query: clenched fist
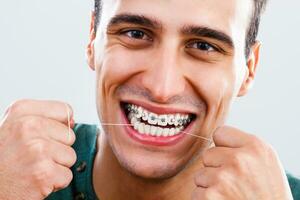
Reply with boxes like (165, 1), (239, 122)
(0, 99), (77, 200)
(192, 126), (294, 200)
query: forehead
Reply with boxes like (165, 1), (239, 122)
(102, 0), (253, 39)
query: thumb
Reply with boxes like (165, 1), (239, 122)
(213, 126), (251, 148)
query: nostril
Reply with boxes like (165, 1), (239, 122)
(141, 70), (186, 103)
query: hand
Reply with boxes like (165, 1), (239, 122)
(192, 126), (294, 200)
(0, 99), (77, 200)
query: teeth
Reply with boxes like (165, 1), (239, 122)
(130, 116), (136, 125)
(136, 107), (143, 118)
(148, 113), (158, 125)
(169, 128), (175, 136)
(127, 103), (193, 137)
(167, 114), (175, 125)
(158, 115), (168, 126)
(179, 116), (185, 126)
(144, 124), (150, 135)
(174, 114), (181, 126)
(132, 120), (184, 137)
(142, 110), (149, 121)
(138, 123), (145, 134)
(163, 128), (169, 137)
(156, 127), (163, 136)
(134, 121), (139, 130)
(150, 126), (157, 136)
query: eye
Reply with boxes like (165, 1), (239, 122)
(121, 29), (150, 40)
(186, 41), (216, 52)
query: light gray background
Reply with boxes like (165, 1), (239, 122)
(0, 1), (299, 175)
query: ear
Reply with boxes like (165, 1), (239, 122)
(237, 41), (261, 97)
(86, 11), (97, 71)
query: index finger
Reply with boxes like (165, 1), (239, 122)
(5, 99), (74, 127)
(213, 126), (252, 148)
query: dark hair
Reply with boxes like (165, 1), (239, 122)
(93, 0), (267, 58)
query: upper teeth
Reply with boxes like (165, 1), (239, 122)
(126, 104), (192, 127)
(129, 113), (184, 137)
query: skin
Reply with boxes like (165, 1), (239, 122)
(0, 0), (293, 199)
(0, 100), (76, 199)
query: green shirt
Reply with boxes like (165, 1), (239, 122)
(46, 124), (300, 200)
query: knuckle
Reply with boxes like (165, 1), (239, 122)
(10, 117), (41, 141)
(249, 135), (267, 153)
(7, 99), (30, 116)
(229, 152), (247, 172)
(193, 172), (202, 186)
(31, 162), (54, 192)
(28, 139), (48, 155)
(202, 148), (215, 166)
(230, 152), (243, 166)
(214, 170), (226, 183)
(264, 142), (276, 155)
(260, 141), (277, 160)
(18, 116), (42, 134)
(202, 152), (210, 166)
(249, 135), (277, 161)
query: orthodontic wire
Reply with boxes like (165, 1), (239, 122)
(99, 122), (213, 143)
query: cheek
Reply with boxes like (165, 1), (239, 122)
(96, 44), (151, 90)
(185, 61), (237, 124)
(190, 64), (235, 103)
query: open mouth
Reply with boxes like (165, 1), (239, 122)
(121, 102), (196, 138)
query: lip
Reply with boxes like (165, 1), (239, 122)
(121, 99), (196, 115)
(120, 105), (195, 146)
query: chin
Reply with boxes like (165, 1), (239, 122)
(112, 148), (187, 180)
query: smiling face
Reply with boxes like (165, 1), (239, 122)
(87, 0), (260, 179)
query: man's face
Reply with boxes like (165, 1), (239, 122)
(90, 0), (253, 179)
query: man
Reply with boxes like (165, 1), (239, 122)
(0, 0), (299, 199)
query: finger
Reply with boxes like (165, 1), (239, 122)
(51, 164), (73, 191)
(213, 126), (252, 148)
(202, 147), (232, 167)
(15, 116), (76, 146)
(6, 99), (74, 127)
(194, 167), (218, 188)
(49, 140), (77, 167)
(42, 118), (76, 146)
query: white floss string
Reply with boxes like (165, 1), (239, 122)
(100, 122), (212, 143)
(65, 104), (71, 142)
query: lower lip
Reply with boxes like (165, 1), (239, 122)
(121, 109), (193, 146)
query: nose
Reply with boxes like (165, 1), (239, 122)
(141, 41), (185, 103)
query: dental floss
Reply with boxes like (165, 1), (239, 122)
(99, 122), (212, 143)
(65, 104), (71, 142)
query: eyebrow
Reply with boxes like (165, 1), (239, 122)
(107, 13), (162, 30)
(107, 13), (234, 49)
(181, 26), (234, 48)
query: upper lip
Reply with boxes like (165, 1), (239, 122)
(121, 99), (197, 116)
